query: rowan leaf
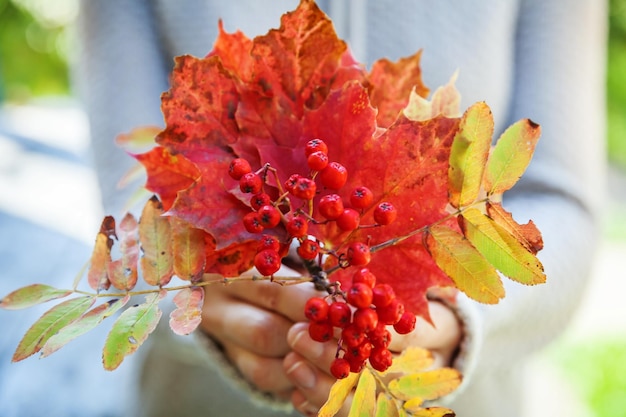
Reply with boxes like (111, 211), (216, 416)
(108, 213), (140, 291)
(483, 118), (541, 196)
(349, 368), (377, 417)
(102, 291), (165, 371)
(460, 208), (546, 285)
(139, 196), (174, 286)
(388, 368), (462, 402)
(448, 102), (493, 208)
(169, 287), (204, 335)
(87, 216), (116, 291)
(0, 284), (72, 310)
(405, 406), (456, 417)
(41, 296), (130, 357)
(170, 218), (206, 281)
(116, 125), (162, 153)
(375, 393), (400, 417)
(426, 224), (504, 304)
(12, 296), (95, 362)
(318, 371), (360, 417)
(404, 71), (461, 122)
(487, 202), (543, 254)
(384, 346), (434, 375)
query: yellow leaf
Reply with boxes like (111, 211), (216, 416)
(139, 196), (174, 286)
(409, 406), (456, 417)
(460, 208), (546, 285)
(375, 393), (400, 417)
(426, 224), (504, 304)
(384, 346), (434, 375)
(349, 368), (377, 417)
(483, 119), (541, 196)
(448, 101), (493, 208)
(171, 217), (207, 281)
(318, 372), (360, 417)
(388, 368), (462, 402)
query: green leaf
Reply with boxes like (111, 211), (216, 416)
(349, 368), (377, 417)
(319, 372), (360, 417)
(0, 284), (72, 310)
(375, 393), (400, 417)
(388, 368), (462, 402)
(102, 291), (165, 370)
(171, 217), (206, 281)
(169, 287), (204, 335)
(482, 118), (541, 196)
(41, 296), (130, 358)
(139, 196), (174, 287)
(426, 224), (504, 304)
(448, 101), (493, 208)
(12, 296), (96, 362)
(460, 208), (546, 285)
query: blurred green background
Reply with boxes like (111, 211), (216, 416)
(0, 0), (625, 415)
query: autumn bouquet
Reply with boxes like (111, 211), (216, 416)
(1, 1), (546, 415)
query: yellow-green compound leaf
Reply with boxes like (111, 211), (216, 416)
(171, 217), (206, 281)
(375, 393), (400, 417)
(384, 346), (434, 375)
(169, 287), (204, 335)
(108, 213), (140, 291)
(102, 291), (165, 370)
(0, 284), (72, 310)
(482, 118), (540, 196)
(12, 296), (95, 362)
(388, 368), (462, 402)
(426, 224), (504, 304)
(487, 202), (543, 255)
(349, 368), (377, 417)
(319, 371), (360, 417)
(139, 196), (174, 287)
(460, 208), (546, 285)
(448, 101), (493, 208)
(41, 296), (130, 358)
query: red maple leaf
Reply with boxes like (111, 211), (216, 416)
(135, 0), (459, 317)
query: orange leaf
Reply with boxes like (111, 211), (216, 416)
(87, 216), (116, 291)
(108, 213), (139, 291)
(487, 202), (543, 254)
(426, 224), (504, 304)
(170, 218), (206, 281)
(139, 197), (174, 286)
(169, 287), (204, 335)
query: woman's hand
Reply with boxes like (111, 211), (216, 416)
(284, 300), (462, 416)
(199, 268), (324, 401)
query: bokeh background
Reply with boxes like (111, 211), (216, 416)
(0, 0), (624, 416)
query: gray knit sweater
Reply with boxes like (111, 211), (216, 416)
(76, 1), (607, 416)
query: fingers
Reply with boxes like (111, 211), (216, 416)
(201, 287), (293, 357)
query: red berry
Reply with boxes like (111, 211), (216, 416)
(305, 138), (328, 156)
(344, 341), (372, 362)
(318, 194), (344, 220)
(369, 347), (393, 372)
(286, 215), (308, 238)
(239, 172), (263, 194)
(304, 297), (330, 322)
(284, 174), (302, 193)
(297, 239), (319, 260)
(330, 358), (351, 379)
(353, 308), (378, 332)
(346, 282), (373, 309)
(393, 311), (417, 335)
(229, 158), (252, 180)
(372, 284), (395, 308)
(257, 205), (281, 228)
(308, 321), (334, 342)
(350, 186), (374, 209)
(307, 151), (329, 171)
(257, 234), (281, 252)
(291, 177), (317, 200)
(336, 208), (360, 231)
(377, 298), (405, 325)
(352, 268), (376, 288)
(250, 193), (271, 211)
(243, 212), (264, 234)
(328, 302), (352, 328)
(373, 202), (397, 225)
(254, 249), (281, 276)
(346, 242), (371, 266)
(341, 324), (365, 347)
(348, 357), (366, 373)
(319, 162), (348, 190)
(368, 323), (392, 348)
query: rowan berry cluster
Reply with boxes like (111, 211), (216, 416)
(227, 138), (397, 276)
(304, 267), (417, 377)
